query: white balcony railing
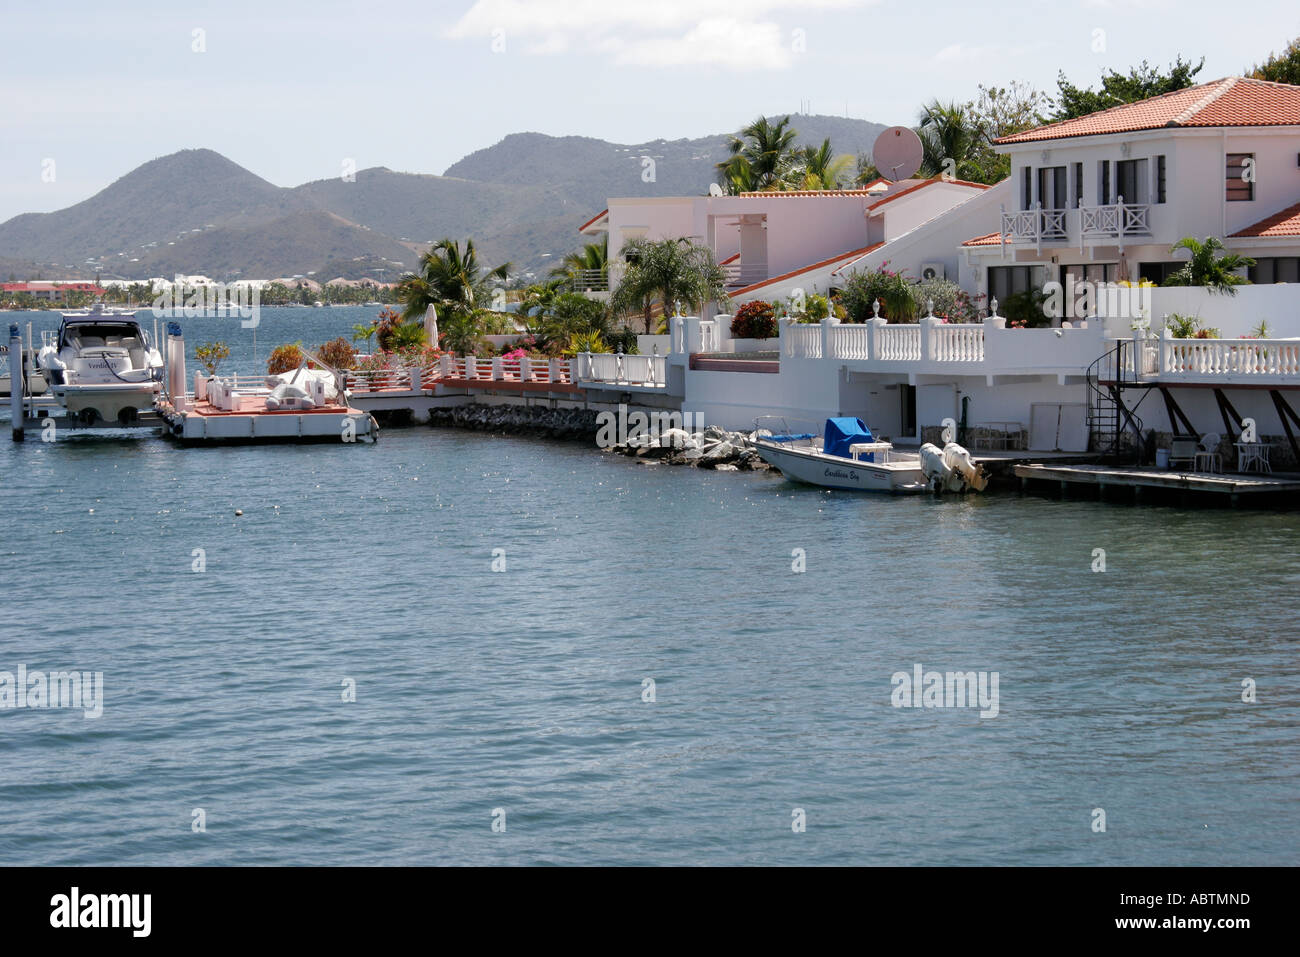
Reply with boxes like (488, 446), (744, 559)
(1079, 197), (1151, 250)
(932, 324), (984, 362)
(1000, 204), (1068, 250)
(568, 269), (608, 292)
(722, 263), (768, 288)
(1156, 338), (1300, 381)
(875, 324), (921, 361)
(576, 352), (665, 387)
(784, 325), (822, 358)
(1001, 199), (1152, 253)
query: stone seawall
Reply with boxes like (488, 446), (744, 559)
(427, 404), (600, 440)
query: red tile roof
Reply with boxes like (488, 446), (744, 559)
(737, 187), (882, 197)
(738, 177), (990, 204)
(995, 77), (1300, 144)
(961, 231), (1004, 247)
(577, 208), (608, 233)
(731, 243), (885, 296)
(1231, 201), (1300, 238)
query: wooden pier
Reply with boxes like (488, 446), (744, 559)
(1014, 462), (1300, 505)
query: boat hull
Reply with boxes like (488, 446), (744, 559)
(753, 440), (928, 493)
(52, 381), (160, 423)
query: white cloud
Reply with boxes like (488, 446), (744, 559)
(448, 0), (878, 70)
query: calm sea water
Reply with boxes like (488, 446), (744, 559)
(0, 307), (1297, 865)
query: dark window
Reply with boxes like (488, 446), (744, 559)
(1116, 158), (1148, 204)
(1156, 155), (1167, 204)
(1099, 161), (1111, 205)
(1226, 153), (1254, 201)
(1037, 166), (1068, 210)
(1073, 162), (1084, 207)
(1022, 167), (1033, 209)
(1248, 257), (1300, 283)
(1065, 263), (1119, 285)
(988, 265), (1045, 302)
(1138, 261), (1180, 284)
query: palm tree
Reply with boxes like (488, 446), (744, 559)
(792, 139), (855, 190)
(1163, 237), (1255, 295)
(396, 238), (510, 324)
(551, 236), (608, 290)
(609, 238), (730, 334)
(916, 100), (982, 181)
(716, 115), (799, 194)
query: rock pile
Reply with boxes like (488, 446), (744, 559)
(608, 425), (772, 470)
(427, 404), (772, 470)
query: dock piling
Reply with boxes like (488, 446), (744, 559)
(9, 324), (23, 442)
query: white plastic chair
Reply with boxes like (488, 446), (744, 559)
(1194, 433), (1221, 473)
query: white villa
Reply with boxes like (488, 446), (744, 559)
(579, 176), (992, 302)
(572, 77), (1300, 466)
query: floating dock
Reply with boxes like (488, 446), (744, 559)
(156, 395), (376, 443)
(1014, 462), (1300, 504)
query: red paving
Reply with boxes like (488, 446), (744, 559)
(189, 396), (354, 417)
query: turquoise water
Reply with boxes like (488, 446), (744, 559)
(0, 308), (1297, 865)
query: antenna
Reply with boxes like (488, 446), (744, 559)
(871, 126), (924, 182)
(708, 182), (724, 197)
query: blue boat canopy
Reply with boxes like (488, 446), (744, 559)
(823, 417), (873, 458)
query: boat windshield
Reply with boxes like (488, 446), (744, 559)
(62, 323), (147, 352)
(754, 415), (822, 448)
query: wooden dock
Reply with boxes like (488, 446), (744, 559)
(1014, 462), (1300, 504)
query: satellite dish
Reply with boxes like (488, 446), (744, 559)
(708, 182), (724, 197)
(871, 126), (924, 182)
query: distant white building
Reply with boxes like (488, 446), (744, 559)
(579, 177), (993, 306)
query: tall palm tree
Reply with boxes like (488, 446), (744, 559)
(1163, 237), (1255, 295)
(916, 100), (981, 181)
(397, 238), (510, 323)
(716, 115), (799, 194)
(609, 238), (729, 334)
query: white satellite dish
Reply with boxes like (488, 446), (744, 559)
(871, 126), (925, 182)
(708, 182), (724, 197)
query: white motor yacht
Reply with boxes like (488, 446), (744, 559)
(37, 305), (164, 425)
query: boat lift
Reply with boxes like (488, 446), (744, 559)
(8, 322), (163, 441)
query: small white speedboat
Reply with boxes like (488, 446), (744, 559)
(751, 416), (930, 494)
(0, 344), (48, 397)
(37, 305), (163, 425)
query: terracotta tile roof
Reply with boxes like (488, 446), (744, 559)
(577, 208), (608, 233)
(1231, 201), (1300, 238)
(737, 188), (882, 197)
(961, 231), (1004, 247)
(737, 177), (990, 204)
(731, 243), (885, 296)
(995, 77), (1300, 144)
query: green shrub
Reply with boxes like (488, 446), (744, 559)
(839, 266), (918, 323)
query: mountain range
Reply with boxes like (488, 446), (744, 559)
(0, 114), (887, 284)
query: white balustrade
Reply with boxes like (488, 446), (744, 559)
(931, 324), (985, 362)
(783, 325), (822, 358)
(876, 325), (921, 361)
(830, 323), (871, 360)
(1160, 338), (1300, 380)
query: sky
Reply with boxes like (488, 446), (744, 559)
(1, 0), (1297, 222)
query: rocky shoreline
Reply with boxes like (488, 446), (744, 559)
(426, 404), (771, 470)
